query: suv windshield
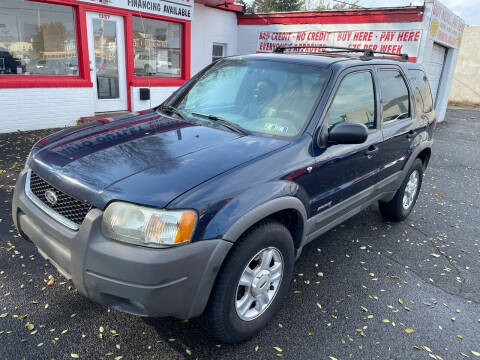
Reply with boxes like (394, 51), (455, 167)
(175, 59), (330, 137)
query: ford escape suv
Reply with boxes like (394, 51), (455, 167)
(13, 47), (436, 343)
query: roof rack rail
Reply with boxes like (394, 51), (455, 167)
(273, 46), (409, 61)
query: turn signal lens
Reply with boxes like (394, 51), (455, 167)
(174, 212), (197, 244)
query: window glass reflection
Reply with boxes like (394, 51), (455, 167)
(328, 72), (376, 129)
(93, 19), (119, 99)
(378, 70), (410, 123)
(0, 0), (78, 76)
(133, 17), (181, 78)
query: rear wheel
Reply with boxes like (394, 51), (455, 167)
(379, 158), (423, 221)
(201, 220), (294, 343)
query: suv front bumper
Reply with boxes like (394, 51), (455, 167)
(12, 170), (232, 319)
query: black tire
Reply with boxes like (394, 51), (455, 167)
(379, 158), (424, 222)
(201, 220), (294, 343)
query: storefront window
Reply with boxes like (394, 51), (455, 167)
(133, 17), (181, 78)
(0, 0), (78, 76)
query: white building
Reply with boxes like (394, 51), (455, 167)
(0, 0), (464, 133)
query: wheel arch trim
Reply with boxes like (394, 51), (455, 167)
(222, 197), (308, 244)
(402, 140), (433, 182)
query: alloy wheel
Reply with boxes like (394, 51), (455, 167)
(403, 170), (420, 210)
(235, 247), (284, 321)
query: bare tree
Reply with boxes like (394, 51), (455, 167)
(304, 0), (361, 11)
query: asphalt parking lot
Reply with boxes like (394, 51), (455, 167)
(1, 107), (479, 360)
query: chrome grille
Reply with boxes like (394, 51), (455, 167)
(28, 171), (92, 227)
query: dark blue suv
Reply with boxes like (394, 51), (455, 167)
(13, 48), (436, 343)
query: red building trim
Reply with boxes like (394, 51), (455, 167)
(129, 13), (191, 89)
(0, 78), (93, 89)
(237, 7), (424, 25)
(77, 4), (92, 85)
(0, 1), (93, 89)
(0, 0), (192, 101)
(125, 13), (134, 111)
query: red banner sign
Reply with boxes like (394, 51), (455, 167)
(257, 29), (422, 58)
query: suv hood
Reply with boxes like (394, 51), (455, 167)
(29, 111), (288, 209)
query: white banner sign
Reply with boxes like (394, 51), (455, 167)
(77, 0), (194, 20)
(429, 0), (465, 49)
(257, 29), (423, 60)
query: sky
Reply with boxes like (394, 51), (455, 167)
(360, 0), (479, 25)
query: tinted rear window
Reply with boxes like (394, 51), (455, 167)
(409, 69), (434, 114)
(378, 70), (410, 123)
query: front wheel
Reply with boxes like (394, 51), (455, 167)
(379, 158), (424, 222)
(201, 220), (294, 343)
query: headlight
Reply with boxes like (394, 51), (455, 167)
(102, 202), (197, 248)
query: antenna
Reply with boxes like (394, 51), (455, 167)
(136, 10), (152, 110)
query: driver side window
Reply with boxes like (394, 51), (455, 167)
(328, 71), (376, 129)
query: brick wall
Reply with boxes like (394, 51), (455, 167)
(131, 86), (179, 112)
(0, 88), (95, 133)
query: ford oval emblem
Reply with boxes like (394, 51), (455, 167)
(45, 190), (58, 206)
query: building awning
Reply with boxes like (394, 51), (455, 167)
(238, 6), (425, 25)
(196, 0), (243, 12)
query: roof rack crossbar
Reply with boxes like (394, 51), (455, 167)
(273, 46), (409, 61)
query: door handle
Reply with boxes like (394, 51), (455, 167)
(364, 145), (379, 158)
(406, 130), (416, 139)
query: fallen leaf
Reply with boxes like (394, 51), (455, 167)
(405, 328), (416, 334)
(71, 355), (79, 359)
(421, 346), (432, 353)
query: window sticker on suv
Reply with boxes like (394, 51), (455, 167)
(264, 122), (288, 133)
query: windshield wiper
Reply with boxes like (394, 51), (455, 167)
(158, 105), (188, 122)
(191, 112), (249, 136)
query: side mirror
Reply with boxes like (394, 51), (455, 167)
(328, 122), (368, 145)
